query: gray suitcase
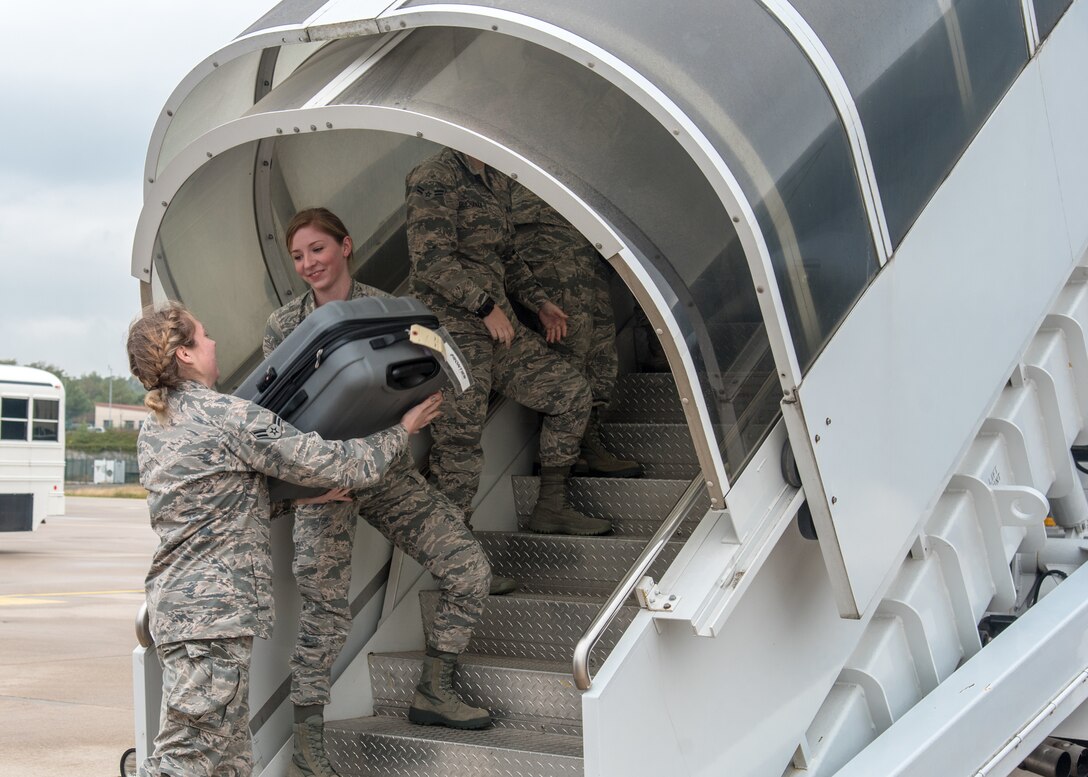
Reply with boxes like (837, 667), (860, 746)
(235, 296), (464, 500)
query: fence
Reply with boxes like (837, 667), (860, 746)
(65, 452), (140, 484)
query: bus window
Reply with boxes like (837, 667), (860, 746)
(1, 397), (29, 441)
(32, 399), (60, 442)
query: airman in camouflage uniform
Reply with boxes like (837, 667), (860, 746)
(510, 183), (642, 478)
(265, 280), (492, 705)
(405, 148), (611, 536)
(270, 207), (497, 774)
(137, 379), (407, 777)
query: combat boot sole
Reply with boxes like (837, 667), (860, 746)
(408, 705), (492, 730)
(528, 515), (612, 536)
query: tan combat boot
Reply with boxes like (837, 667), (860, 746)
(408, 650), (492, 729)
(287, 713), (341, 777)
(528, 466), (612, 535)
(580, 415), (642, 478)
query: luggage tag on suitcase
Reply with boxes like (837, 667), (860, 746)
(409, 324), (471, 394)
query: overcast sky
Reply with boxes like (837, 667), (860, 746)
(0, 0), (276, 378)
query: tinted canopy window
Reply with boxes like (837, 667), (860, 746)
(399, 0), (880, 371)
(790, 0), (1028, 245)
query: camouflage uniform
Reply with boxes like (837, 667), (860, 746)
(510, 183), (618, 417)
(137, 381), (406, 776)
(265, 281), (490, 707)
(406, 147), (592, 512)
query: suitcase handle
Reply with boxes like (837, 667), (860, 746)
(387, 358), (440, 389)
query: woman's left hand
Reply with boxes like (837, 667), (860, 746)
(538, 301), (569, 343)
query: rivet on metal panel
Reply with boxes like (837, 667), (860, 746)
(262, 160), (269, 167)
(286, 290), (293, 297)
(161, 201), (167, 207)
(757, 286), (765, 293)
(732, 216), (740, 223)
(166, 110), (174, 117)
(681, 397), (689, 405)
(293, 127), (300, 133)
(206, 152), (213, 158)
(663, 603), (672, 610)
(831, 496), (838, 504)
(587, 61), (596, 68)
(399, 21), (406, 27)
(706, 481), (714, 488)
(669, 594), (677, 601)
(326, 122), (333, 129)
(276, 128), (283, 134)
(673, 129), (680, 135)
(266, 234), (274, 240)
(212, 62), (219, 68)
(491, 25), (498, 30)
(147, 178), (154, 183)
(416, 131), (423, 138)
(654, 328), (663, 335)
(143, 268), (149, 274)
(595, 243), (603, 250)
(310, 125), (317, 131)
(814, 434), (821, 443)
(825, 418), (831, 425)
(711, 498), (720, 507)
(511, 173), (518, 179)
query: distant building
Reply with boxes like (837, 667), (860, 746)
(94, 402), (148, 430)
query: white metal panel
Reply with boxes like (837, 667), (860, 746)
(833, 563), (1088, 777)
(793, 62), (1073, 617)
(1038, 0), (1088, 261)
(585, 526), (868, 777)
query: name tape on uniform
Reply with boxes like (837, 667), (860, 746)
(410, 325), (471, 393)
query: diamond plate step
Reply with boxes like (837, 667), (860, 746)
(369, 651), (581, 735)
(420, 590), (638, 666)
(606, 372), (686, 422)
(326, 716), (583, 777)
(476, 531), (683, 597)
(511, 476), (706, 538)
(599, 422), (699, 468)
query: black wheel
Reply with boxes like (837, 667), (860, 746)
(797, 502), (818, 541)
(120, 747), (137, 777)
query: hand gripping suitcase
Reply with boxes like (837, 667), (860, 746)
(234, 296), (470, 500)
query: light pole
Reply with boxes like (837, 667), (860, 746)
(107, 365), (113, 430)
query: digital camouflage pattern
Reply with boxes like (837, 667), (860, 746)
(140, 637), (252, 777)
(263, 279), (389, 357)
(137, 381), (407, 645)
(405, 147), (550, 335)
(265, 284), (490, 705)
(510, 182), (619, 412)
(405, 147), (592, 512)
(427, 327), (591, 512)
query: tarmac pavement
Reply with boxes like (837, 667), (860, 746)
(0, 497), (156, 777)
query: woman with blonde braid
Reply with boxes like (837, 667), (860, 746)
(129, 302), (442, 777)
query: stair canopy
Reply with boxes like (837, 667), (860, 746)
(132, 0), (908, 507)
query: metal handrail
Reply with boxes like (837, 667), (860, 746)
(136, 601), (153, 648)
(572, 475), (708, 690)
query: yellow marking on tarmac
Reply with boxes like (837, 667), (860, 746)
(0, 589), (143, 606)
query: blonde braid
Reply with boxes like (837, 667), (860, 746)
(126, 302), (197, 421)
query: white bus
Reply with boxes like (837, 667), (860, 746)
(0, 365), (65, 531)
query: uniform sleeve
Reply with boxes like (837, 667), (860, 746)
(503, 251), (551, 312)
(263, 314), (285, 358)
(505, 183), (553, 312)
(405, 163), (491, 314)
(223, 398), (408, 490)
